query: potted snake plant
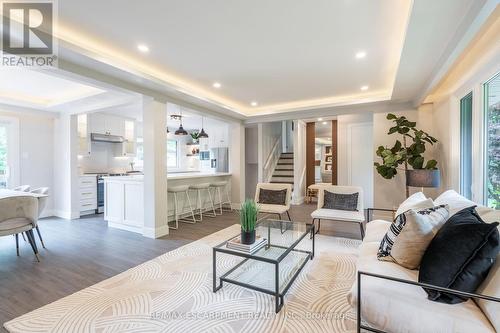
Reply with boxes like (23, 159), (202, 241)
(239, 200), (259, 245)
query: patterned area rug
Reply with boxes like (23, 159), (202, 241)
(4, 225), (360, 333)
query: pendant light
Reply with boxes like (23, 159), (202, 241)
(198, 116), (209, 138)
(174, 108), (188, 135)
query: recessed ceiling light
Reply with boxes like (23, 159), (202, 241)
(360, 85), (369, 91)
(318, 118), (323, 121)
(355, 51), (366, 59)
(251, 101), (258, 107)
(212, 82), (221, 88)
(322, 121), (327, 125)
(137, 44), (149, 53)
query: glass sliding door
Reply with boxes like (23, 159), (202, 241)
(484, 73), (500, 209)
(460, 92), (473, 199)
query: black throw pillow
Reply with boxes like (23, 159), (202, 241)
(258, 189), (287, 205)
(323, 191), (359, 211)
(418, 206), (499, 304)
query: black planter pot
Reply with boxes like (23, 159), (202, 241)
(241, 229), (256, 245)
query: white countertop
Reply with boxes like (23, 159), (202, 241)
(102, 172), (231, 182)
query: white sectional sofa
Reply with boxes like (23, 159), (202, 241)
(348, 191), (499, 333)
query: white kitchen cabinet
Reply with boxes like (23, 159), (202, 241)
(121, 120), (136, 157)
(104, 178), (143, 234)
(79, 175), (97, 216)
(77, 114), (91, 156)
(88, 113), (125, 137)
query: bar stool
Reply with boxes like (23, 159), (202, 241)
(168, 185), (197, 229)
(189, 183), (216, 221)
(210, 181), (232, 215)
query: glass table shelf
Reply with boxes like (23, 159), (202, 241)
(213, 219), (315, 312)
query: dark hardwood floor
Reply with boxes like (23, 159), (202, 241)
(0, 202), (360, 331)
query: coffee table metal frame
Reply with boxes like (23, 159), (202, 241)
(212, 220), (315, 313)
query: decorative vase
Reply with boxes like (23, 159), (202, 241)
(241, 229), (256, 245)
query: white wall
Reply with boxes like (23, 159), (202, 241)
(245, 126), (258, 199)
(337, 113), (374, 207)
(0, 109), (55, 217)
(424, 9), (500, 205)
(292, 120), (306, 204)
(53, 114), (79, 219)
(229, 122), (246, 206)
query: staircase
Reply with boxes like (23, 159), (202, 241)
(270, 152), (294, 186)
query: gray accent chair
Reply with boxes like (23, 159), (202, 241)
(0, 196), (40, 261)
(30, 187), (49, 248)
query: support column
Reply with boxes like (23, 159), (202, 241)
(142, 97), (168, 238)
(229, 122), (245, 207)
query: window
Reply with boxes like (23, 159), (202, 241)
(460, 92), (473, 199)
(167, 139), (178, 168)
(0, 124), (7, 188)
(484, 73), (500, 209)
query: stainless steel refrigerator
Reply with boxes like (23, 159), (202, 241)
(210, 148), (229, 172)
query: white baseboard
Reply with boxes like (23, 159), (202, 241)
(142, 224), (169, 239)
(53, 210), (80, 220)
(108, 221), (143, 234)
(39, 209), (54, 219)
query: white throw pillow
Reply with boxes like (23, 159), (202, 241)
(378, 204), (449, 269)
(434, 190), (475, 217)
(395, 192), (427, 216)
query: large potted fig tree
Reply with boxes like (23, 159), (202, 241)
(374, 113), (439, 198)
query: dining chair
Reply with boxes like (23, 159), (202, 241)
(0, 196), (40, 261)
(30, 187), (49, 248)
(12, 185), (31, 192)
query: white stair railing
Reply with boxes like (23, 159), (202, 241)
(263, 137), (282, 183)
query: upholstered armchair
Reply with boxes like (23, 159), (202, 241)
(0, 196), (40, 260)
(311, 185), (366, 239)
(255, 183), (293, 221)
(30, 187), (49, 248)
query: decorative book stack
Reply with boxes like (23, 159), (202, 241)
(227, 235), (267, 254)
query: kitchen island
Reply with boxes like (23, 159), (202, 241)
(102, 172), (232, 236)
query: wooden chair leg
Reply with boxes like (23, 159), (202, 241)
(35, 226), (46, 248)
(286, 210), (292, 221)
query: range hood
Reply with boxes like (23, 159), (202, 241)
(91, 133), (124, 143)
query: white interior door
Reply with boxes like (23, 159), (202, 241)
(347, 122), (374, 208)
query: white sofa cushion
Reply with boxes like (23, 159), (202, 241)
(395, 192), (427, 216)
(434, 190), (477, 217)
(364, 220), (391, 243)
(476, 253), (500, 332)
(311, 208), (365, 222)
(257, 203), (288, 215)
(348, 234), (496, 333)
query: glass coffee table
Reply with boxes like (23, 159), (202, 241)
(213, 219), (315, 312)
